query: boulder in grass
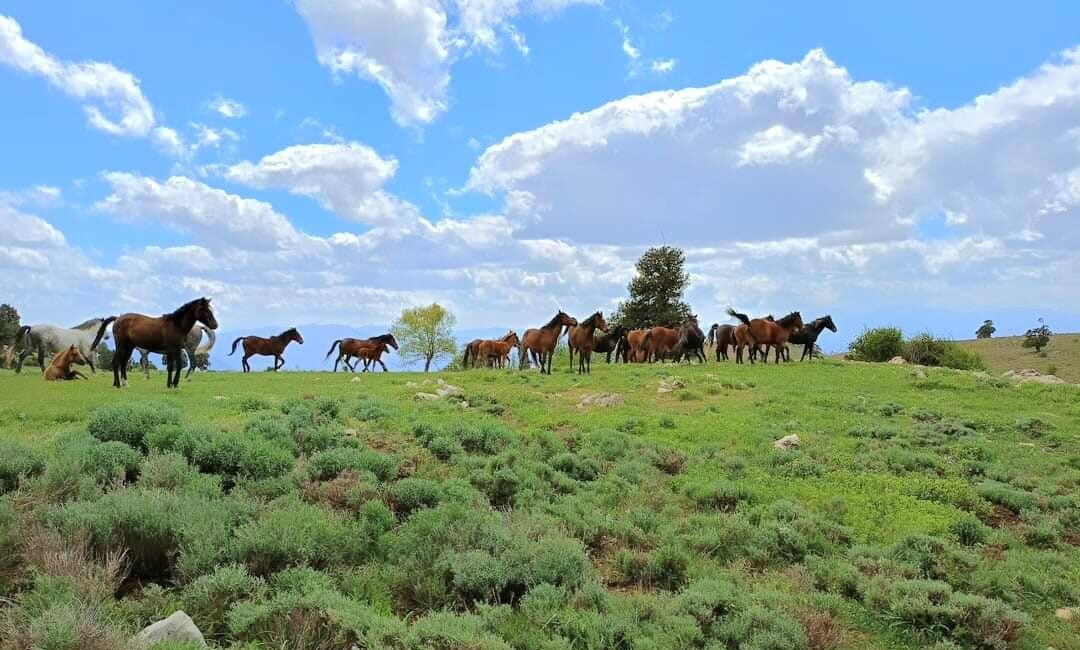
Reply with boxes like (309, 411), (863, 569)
(773, 434), (801, 451)
(888, 356), (906, 365)
(132, 611), (205, 649)
(577, 393), (625, 408)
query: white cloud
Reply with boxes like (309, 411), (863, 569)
(0, 13), (155, 137)
(207, 95), (247, 119)
(615, 19), (639, 61)
(225, 142), (421, 228)
(650, 58), (676, 74)
(294, 0), (599, 126)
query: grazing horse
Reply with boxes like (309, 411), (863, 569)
(673, 317), (707, 363)
(707, 324), (737, 361)
(112, 298), (219, 389)
(595, 325), (628, 363)
(786, 315), (837, 361)
(623, 329), (652, 363)
(325, 334), (399, 372)
(478, 331), (520, 369)
(519, 311), (577, 374)
(43, 345), (90, 381)
(726, 309), (803, 364)
(230, 328), (304, 372)
(16, 317), (114, 374)
(568, 312), (609, 374)
(140, 324), (216, 380)
(646, 326), (680, 363)
(462, 339), (484, 368)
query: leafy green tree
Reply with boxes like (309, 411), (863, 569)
(0, 304), (20, 348)
(975, 320), (995, 339)
(1022, 319), (1052, 352)
(612, 246), (693, 329)
(391, 303), (458, 372)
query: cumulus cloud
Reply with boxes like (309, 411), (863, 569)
(294, 0), (598, 126)
(650, 58), (676, 74)
(224, 142), (422, 228)
(0, 13), (155, 137)
(207, 95), (247, 119)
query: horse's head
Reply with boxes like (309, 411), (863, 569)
(593, 311), (609, 332)
(195, 298), (218, 330)
(558, 311), (578, 328)
(67, 344), (88, 366)
(506, 331), (520, 347)
(385, 334), (400, 350)
(285, 328), (304, 344)
(821, 315), (837, 333)
(777, 311), (803, 332)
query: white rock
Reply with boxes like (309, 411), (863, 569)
(132, 611), (206, 649)
(415, 392), (440, 401)
(1055, 607), (1077, 621)
(350, 376), (363, 383)
(577, 393), (625, 408)
(888, 356), (906, 364)
(774, 434), (801, 451)
(436, 384), (464, 397)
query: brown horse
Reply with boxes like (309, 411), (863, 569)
(43, 345), (89, 381)
(646, 326), (680, 363)
(229, 328), (304, 372)
(595, 325), (628, 363)
(707, 324), (737, 361)
(519, 310), (577, 374)
(478, 331), (520, 369)
(567, 312), (609, 374)
(462, 339), (484, 368)
(325, 334), (398, 372)
(726, 309), (803, 364)
(624, 329), (652, 363)
(112, 298), (219, 388)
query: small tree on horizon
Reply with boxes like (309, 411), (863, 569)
(612, 246), (693, 329)
(391, 303), (458, 372)
(0, 304), (20, 348)
(975, 319), (996, 339)
(1022, 318), (1052, 353)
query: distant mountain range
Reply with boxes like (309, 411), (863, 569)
(200, 324), (511, 372)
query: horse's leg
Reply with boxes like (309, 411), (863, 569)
(185, 345), (196, 379)
(273, 355), (282, 371)
(378, 358), (388, 372)
(15, 347), (31, 373)
(37, 347), (46, 372)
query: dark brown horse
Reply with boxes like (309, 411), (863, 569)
(519, 311), (577, 374)
(229, 328), (304, 372)
(43, 345), (89, 381)
(112, 298), (219, 388)
(478, 331), (520, 369)
(462, 339), (485, 368)
(707, 323), (736, 361)
(568, 311), (608, 374)
(726, 309), (803, 364)
(785, 315), (837, 361)
(325, 334), (398, 372)
(645, 326), (680, 363)
(672, 317), (707, 363)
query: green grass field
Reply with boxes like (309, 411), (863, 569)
(0, 359), (1077, 649)
(955, 333), (1080, 383)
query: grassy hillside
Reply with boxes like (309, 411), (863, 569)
(955, 333), (1080, 383)
(0, 361), (1077, 649)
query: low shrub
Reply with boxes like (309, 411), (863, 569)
(550, 453), (601, 482)
(426, 436), (463, 461)
(353, 399), (393, 422)
(138, 452), (221, 497)
(848, 327), (904, 362)
(82, 441), (142, 486)
(0, 440), (45, 493)
(151, 425), (293, 485)
(976, 481), (1037, 513)
(949, 516), (989, 546)
(389, 478), (443, 516)
(87, 401), (181, 450)
(236, 395), (272, 412)
(684, 480), (755, 512)
(306, 447), (400, 483)
(181, 564), (266, 640)
(903, 332), (948, 366)
(940, 344), (986, 371)
(233, 498), (373, 574)
(614, 544), (688, 591)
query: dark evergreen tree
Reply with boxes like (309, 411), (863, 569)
(1022, 318), (1052, 352)
(0, 304), (20, 348)
(975, 320), (995, 339)
(612, 246), (693, 329)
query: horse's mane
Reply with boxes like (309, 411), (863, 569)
(581, 312), (602, 328)
(70, 318), (101, 330)
(279, 327), (298, 337)
(369, 333), (395, 344)
(776, 311), (802, 328)
(500, 331), (517, 341)
(164, 298), (204, 323)
(542, 311), (566, 329)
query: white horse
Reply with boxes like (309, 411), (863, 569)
(138, 323), (216, 380)
(16, 317), (115, 374)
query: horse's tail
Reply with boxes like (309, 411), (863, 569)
(196, 326), (216, 354)
(90, 316), (116, 351)
(707, 324), (717, 348)
(17, 325), (31, 349)
(726, 308), (751, 326)
(229, 337), (244, 356)
(463, 343), (473, 368)
(324, 340), (342, 363)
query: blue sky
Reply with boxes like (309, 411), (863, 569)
(2, 1), (1079, 349)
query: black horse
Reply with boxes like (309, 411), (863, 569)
(673, 318), (707, 363)
(594, 325), (629, 363)
(786, 315), (837, 361)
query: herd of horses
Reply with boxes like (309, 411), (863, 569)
(5, 297), (837, 388)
